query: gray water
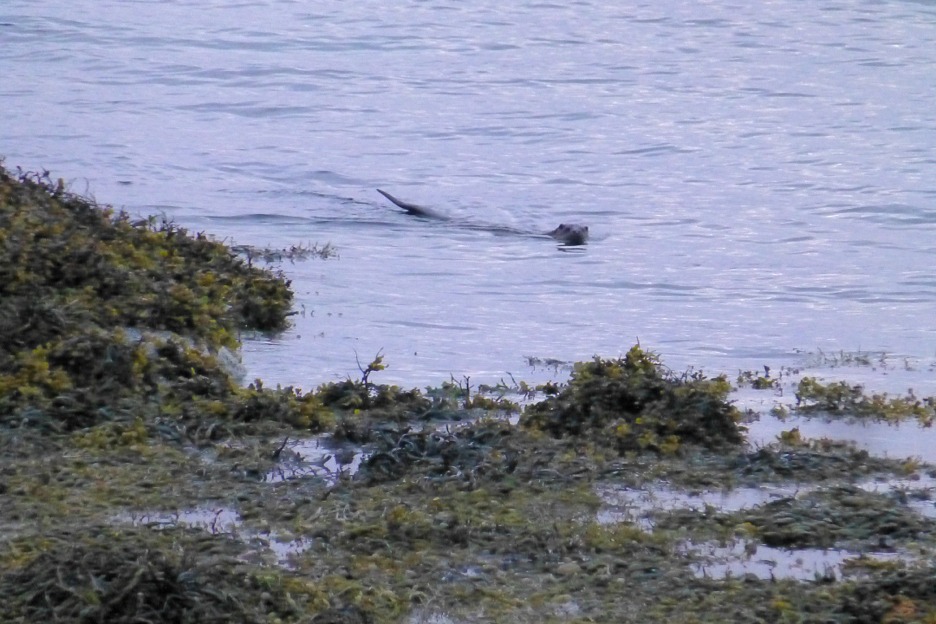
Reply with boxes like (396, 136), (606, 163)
(3, 0), (936, 394)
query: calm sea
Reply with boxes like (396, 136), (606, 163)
(3, 0), (935, 395)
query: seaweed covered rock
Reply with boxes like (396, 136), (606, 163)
(0, 165), (293, 348)
(0, 163), (329, 435)
(521, 346), (743, 453)
(325, 378), (433, 443)
(741, 485), (933, 549)
(315, 355), (434, 442)
(317, 378), (430, 417)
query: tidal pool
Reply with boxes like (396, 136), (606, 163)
(118, 507), (313, 566)
(264, 434), (366, 484)
(687, 540), (903, 581)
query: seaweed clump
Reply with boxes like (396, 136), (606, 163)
(742, 485), (933, 549)
(521, 345), (743, 453)
(0, 163), (331, 435)
(840, 566), (936, 624)
(795, 377), (935, 425)
(0, 525), (315, 624)
(0, 165), (293, 347)
(318, 354), (433, 443)
(358, 419), (518, 485)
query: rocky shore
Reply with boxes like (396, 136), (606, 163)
(2, 163), (935, 623)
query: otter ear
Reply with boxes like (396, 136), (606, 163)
(584, 226), (589, 232)
(558, 223), (566, 229)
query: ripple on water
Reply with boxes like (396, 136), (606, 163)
(3, 0), (936, 392)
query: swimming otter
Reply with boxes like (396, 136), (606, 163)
(376, 189), (589, 246)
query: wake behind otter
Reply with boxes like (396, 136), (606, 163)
(376, 189), (589, 246)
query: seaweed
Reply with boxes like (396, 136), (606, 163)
(358, 419), (519, 485)
(736, 366), (777, 389)
(840, 566), (936, 624)
(8, 161), (936, 623)
(739, 485), (934, 549)
(0, 163), (341, 437)
(795, 377), (936, 425)
(521, 345), (743, 453)
(316, 354), (435, 442)
(0, 166), (293, 346)
(0, 525), (317, 624)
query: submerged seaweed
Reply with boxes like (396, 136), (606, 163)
(795, 377), (936, 425)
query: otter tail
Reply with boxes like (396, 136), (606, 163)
(377, 189), (444, 219)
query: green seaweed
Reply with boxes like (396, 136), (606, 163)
(0, 525), (323, 624)
(736, 367), (778, 389)
(795, 377), (936, 425)
(521, 346), (743, 453)
(0, 163), (337, 436)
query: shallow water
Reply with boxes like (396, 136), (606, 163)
(597, 462), (936, 580)
(119, 507), (312, 565)
(689, 540), (903, 581)
(597, 483), (796, 529)
(733, 356), (936, 462)
(747, 413), (936, 462)
(2, 0), (935, 394)
(264, 435), (365, 484)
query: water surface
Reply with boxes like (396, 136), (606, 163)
(2, 0), (935, 393)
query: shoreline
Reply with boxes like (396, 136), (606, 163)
(2, 163), (936, 623)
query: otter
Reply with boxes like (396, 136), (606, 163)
(376, 189), (589, 246)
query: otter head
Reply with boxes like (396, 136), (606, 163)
(547, 223), (589, 246)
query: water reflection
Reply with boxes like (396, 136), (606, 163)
(688, 540), (903, 581)
(264, 435), (365, 484)
(117, 507), (312, 566)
